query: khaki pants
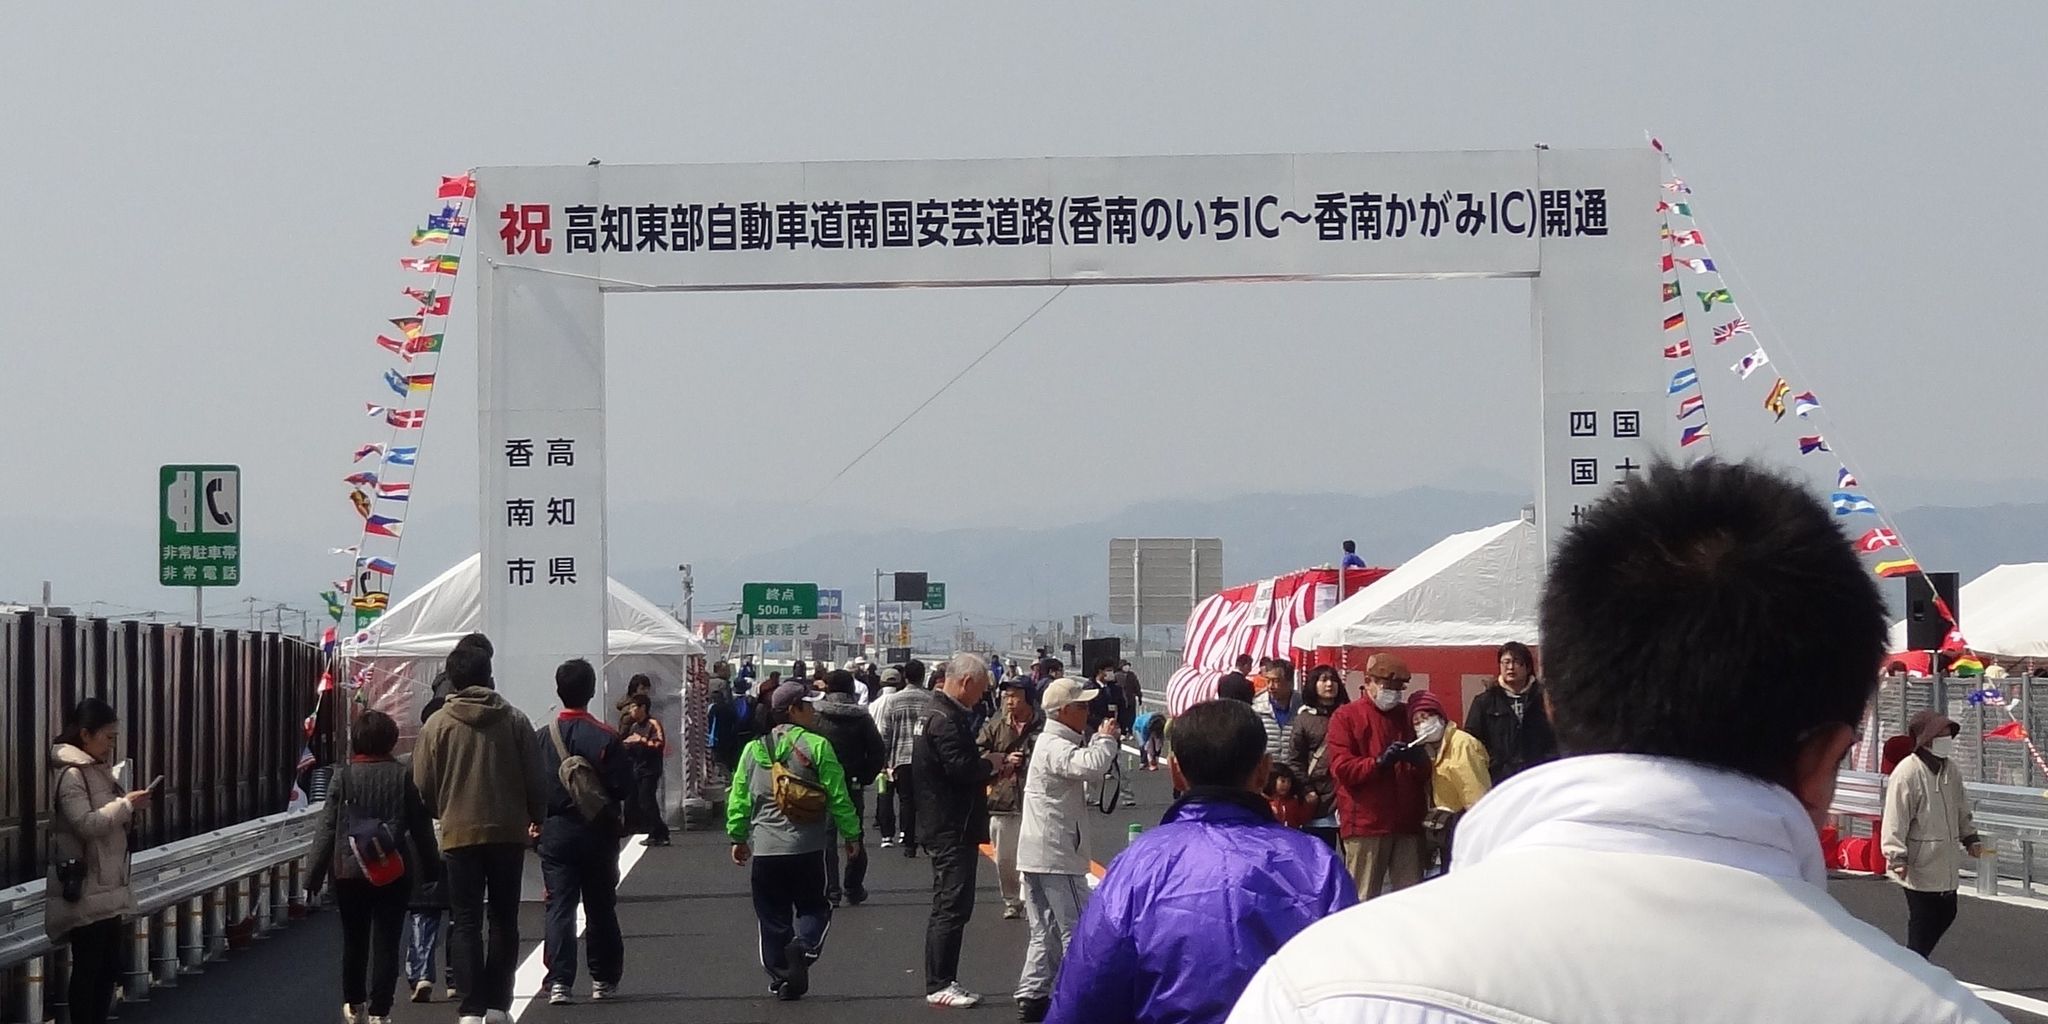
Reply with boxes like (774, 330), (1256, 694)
(988, 813), (1023, 910)
(1341, 834), (1424, 900)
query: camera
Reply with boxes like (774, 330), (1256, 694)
(55, 858), (85, 903)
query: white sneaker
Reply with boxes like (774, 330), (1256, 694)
(340, 1003), (363, 1024)
(549, 983), (574, 1005)
(592, 980), (619, 1001)
(411, 979), (433, 1003)
(484, 1012), (514, 1024)
(926, 983), (983, 1008)
(367, 1017), (392, 1024)
(457, 1017), (485, 1024)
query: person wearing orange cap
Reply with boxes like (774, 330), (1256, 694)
(1405, 691), (1490, 873)
(1322, 652), (1429, 899)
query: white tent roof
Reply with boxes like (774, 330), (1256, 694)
(1293, 518), (1540, 650)
(1889, 563), (2048, 659)
(339, 554), (705, 659)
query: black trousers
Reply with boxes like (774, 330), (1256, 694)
(1904, 887), (1959, 958)
(874, 773), (897, 838)
(824, 786), (868, 901)
(892, 765), (918, 851)
(540, 832), (622, 988)
(751, 852), (832, 984)
(336, 877), (412, 1014)
(924, 839), (978, 992)
(631, 773), (669, 842)
(446, 843), (525, 1016)
(66, 916), (124, 1024)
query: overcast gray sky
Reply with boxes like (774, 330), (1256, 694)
(4, 2), (2044, 615)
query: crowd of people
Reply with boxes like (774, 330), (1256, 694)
(35, 461), (2007, 1023)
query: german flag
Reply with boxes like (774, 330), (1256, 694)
(1664, 312), (1685, 332)
(1874, 558), (1921, 579)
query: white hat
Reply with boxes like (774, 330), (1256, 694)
(1040, 677), (1100, 715)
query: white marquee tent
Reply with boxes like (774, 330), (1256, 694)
(1888, 562), (2048, 660)
(1292, 517), (1540, 651)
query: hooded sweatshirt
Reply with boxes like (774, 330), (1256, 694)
(414, 686), (547, 850)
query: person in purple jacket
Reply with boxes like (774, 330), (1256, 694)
(1047, 699), (1356, 1024)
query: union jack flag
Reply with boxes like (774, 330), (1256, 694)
(1712, 318), (1752, 345)
(1663, 178), (1692, 194)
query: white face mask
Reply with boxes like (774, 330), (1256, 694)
(1372, 688), (1405, 711)
(1413, 715), (1445, 744)
(1929, 736), (1956, 759)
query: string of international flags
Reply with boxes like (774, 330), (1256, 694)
(316, 172), (477, 668)
(1647, 136), (2034, 756)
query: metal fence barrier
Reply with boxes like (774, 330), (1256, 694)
(1831, 769), (2048, 896)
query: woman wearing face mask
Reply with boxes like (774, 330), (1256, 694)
(1404, 692), (1490, 874)
(1881, 709), (1982, 958)
(45, 698), (154, 1024)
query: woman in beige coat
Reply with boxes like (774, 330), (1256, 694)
(45, 698), (153, 1024)
(1880, 709), (1982, 958)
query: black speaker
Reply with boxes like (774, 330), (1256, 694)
(886, 646), (912, 665)
(1905, 571), (1960, 651)
(1081, 637), (1122, 676)
(892, 572), (929, 603)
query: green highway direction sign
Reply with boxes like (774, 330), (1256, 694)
(159, 464), (242, 587)
(923, 582), (946, 610)
(739, 582), (818, 638)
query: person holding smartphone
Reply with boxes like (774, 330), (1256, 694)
(45, 697), (153, 1024)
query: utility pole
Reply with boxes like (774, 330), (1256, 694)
(243, 596), (261, 631)
(677, 563), (694, 627)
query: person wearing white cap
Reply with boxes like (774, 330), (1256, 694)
(1012, 676), (1121, 1021)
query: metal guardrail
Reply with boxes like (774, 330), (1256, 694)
(1830, 771), (2048, 895)
(0, 806), (321, 1021)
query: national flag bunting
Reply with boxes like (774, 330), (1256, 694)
(1951, 655), (1987, 677)
(403, 287), (438, 307)
(417, 295), (451, 317)
(404, 334), (443, 357)
(1661, 253), (1674, 273)
(333, 576), (353, 594)
(427, 210), (469, 236)
(353, 592), (390, 611)
(1731, 348), (1770, 379)
(386, 408), (426, 429)
(390, 317), (425, 340)
(1986, 720), (2028, 741)
(1664, 340), (1692, 359)
(1662, 281), (1681, 302)
(322, 591), (345, 621)
(1679, 424), (1710, 448)
(1670, 229), (1705, 247)
(1663, 312), (1685, 332)
(1712, 318), (1751, 345)
(364, 515), (404, 538)
(321, 627), (337, 656)
(365, 403), (386, 418)
(361, 556), (397, 576)
(400, 257), (439, 273)
(1679, 258), (1718, 274)
(1664, 178), (1691, 194)
(352, 444), (384, 463)
(1837, 466), (1858, 489)
(412, 228), (451, 247)
(376, 482), (410, 501)
(434, 254), (461, 274)
(343, 471), (378, 487)
(1764, 378), (1791, 419)
(1832, 492), (1878, 516)
(385, 446), (417, 466)
(438, 174), (476, 199)
(330, 546), (360, 557)
(1793, 391), (1821, 418)
(1698, 288), (1733, 311)
(383, 369), (408, 397)
(405, 373), (435, 392)
(375, 335), (407, 357)
(1874, 558), (1921, 579)
(1798, 435), (1830, 455)
(1857, 528), (1902, 553)
(1669, 367), (1699, 394)
(349, 489), (371, 518)
(1676, 394), (1705, 419)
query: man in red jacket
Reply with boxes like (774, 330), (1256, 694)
(1325, 652), (1428, 899)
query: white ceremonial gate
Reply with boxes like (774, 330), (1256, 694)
(473, 149), (1662, 716)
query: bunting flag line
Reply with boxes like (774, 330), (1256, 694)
(375, 335), (408, 357)
(352, 444), (384, 463)
(320, 629), (337, 657)
(1874, 558), (1921, 579)
(1764, 378), (1791, 420)
(365, 515), (404, 538)
(1664, 178), (1691, 194)
(403, 287), (438, 307)
(360, 556), (398, 576)
(390, 317), (425, 340)
(417, 295), (452, 317)
(349, 489), (371, 519)
(1837, 466), (1859, 489)
(438, 174), (477, 199)
(1656, 200), (1693, 217)
(1987, 721), (2029, 742)
(399, 257), (440, 273)
(376, 482), (411, 501)
(386, 408), (426, 429)
(353, 592), (390, 612)
(412, 228), (451, 247)
(1662, 281), (1681, 302)
(1678, 257), (1718, 274)
(1857, 528), (1902, 553)
(1798, 435), (1831, 455)
(1698, 288), (1733, 311)
(383, 369), (409, 397)
(1676, 394), (1706, 419)
(1711, 318), (1752, 345)
(405, 373), (435, 392)
(1832, 492), (1878, 516)
(321, 591), (344, 620)
(365, 403), (387, 417)
(1670, 229), (1705, 248)
(1660, 253), (1675, 273)
(404, 334), (443, 357)
(1664, 340), (1692, 359)
(1663, 312), (1685, 332)
(330, 546), (360, 557)
(1680, 424), (1710, 448)
(385, 446), (418, 466)
(343, 471), (378, 487)
(1951, 655), (1987, 677)
(1731, 348), (1770, 379)
(1669, 367), (1699, 394)
(333, 576), (353, 595)
(1793, 391), (1821, 418)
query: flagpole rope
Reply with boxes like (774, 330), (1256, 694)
(1659, 218), (1718, 461)
(481, 259), (669, 290)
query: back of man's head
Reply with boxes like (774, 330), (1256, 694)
(903, 659), (927, 687)
(1541, 460), (1886, 786)
(555, 657), (598, 710)
(446, 644), (493, 691)
(456, 632), (494, 658)
(824, 669), (857, 696)
(1171, 699), (1269, 789)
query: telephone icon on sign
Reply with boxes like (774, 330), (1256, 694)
(197, 470), (239, 533)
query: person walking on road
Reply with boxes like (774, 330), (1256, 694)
(980, 678), (1044, 921)
(1463, 640), (1557, 784)
(916, 653), (1000, 1008)
(1014, 677), (1120, 1022)
(536, 659), (633, 1006)
(726, 682), (862, 1001)
(620, 692), (671, 847)
(810, 669), (885, 906)
(1231, 461), (2001, 1024)
(45, 698), (153, 1024)
(1325, 653), (1429, 899)
(306, 710), (441, 1024)
(407, 636), (485, 1005)
(868, 666), (907, 844)
(876, 660), (934, 854)
(413, 640), (547, 1024)
(707, 661), (743, 784)
(1050, 699), (1354, 1024)
(1882, 709), (1983, 959)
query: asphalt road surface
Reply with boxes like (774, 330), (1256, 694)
(107, 761), (2048, 1023)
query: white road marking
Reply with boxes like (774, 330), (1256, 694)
(1963, 982), (2048, 1019)
(508, 838), (650, 1021)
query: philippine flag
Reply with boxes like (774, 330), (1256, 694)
(1798, 436), (1831, 456)
(365, 515), (404, 538)
(1679, 424), (1710, 448)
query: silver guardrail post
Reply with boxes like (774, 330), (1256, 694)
(252, 869), (272, 937)
(22, 955), (45, 1024)
(270, 864), (289, 929)
(203, 887), (225, 960)
(226, 877), (247, 950)
(179, 896), (204, 973)
(126, 913), (152, 1002)
(154, 907), (179, 987)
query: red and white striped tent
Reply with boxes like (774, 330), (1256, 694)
(1164, 565), (1386, 716)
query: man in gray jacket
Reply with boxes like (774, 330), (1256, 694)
(1013, 677), (1121, 1022)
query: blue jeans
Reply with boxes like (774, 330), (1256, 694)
(404, 911), (448, 985)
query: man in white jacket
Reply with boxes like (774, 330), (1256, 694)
(1230, 461), (2001, 1024)
(1881, 709), (1982, 958)
(1013, 677), (1121, 1023)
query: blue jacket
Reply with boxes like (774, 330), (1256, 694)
(535, 710), (633, 849)
(1048, 788), (1356, 1024)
